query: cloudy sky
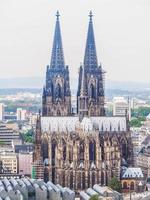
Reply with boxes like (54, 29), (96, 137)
(0, 0), (150, 83)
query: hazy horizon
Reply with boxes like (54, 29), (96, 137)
(0, 0), (150, 83)
(0, 77), (149, 91)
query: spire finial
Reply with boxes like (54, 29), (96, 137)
(56, 10), (60, 20)
(89, 11), (93, 21)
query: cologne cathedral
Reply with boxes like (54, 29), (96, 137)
(33, 11), (133, 193)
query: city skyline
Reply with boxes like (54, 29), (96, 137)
(0, 0), (150, 84)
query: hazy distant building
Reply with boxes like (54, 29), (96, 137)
(131, 98), (150, 109)
(16, 108), (27, 121)
(29, 113), (37, 125)
(113, 97), (131, 120)
(0, 103), (4, 121)
(34, 11), (133, 192)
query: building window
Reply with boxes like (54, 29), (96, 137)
(92, 172), (95, 186)
(89, 141), (96, 162)
(121, 139), (128, 159)
(130, 182), (135, 190)
(89, 84), (95, 99)
(101, 171), (105, 185)
(79, 141), (84, 161)
(42, 138), (49, 161)
(69, 146), (73, 163)
(123, 181), (127, 189)
(82, 172), (85, 189)
(52, 140), (57, 166)
(70, 171), (73, 189)
(62, 171), (65, 187)
(77, 172), (81, 189)
(62, 139), (66, 161)
(44, 167), (49, 183)
(55, 83), (62, 99)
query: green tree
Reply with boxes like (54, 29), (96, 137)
(89, 195), (99, 200)
(129, 118), (142, 127)
(0, 141), (5, 145)
(132, 107), (150, 118)
(21, 129), (35, 143)
(108, 177), (122, 193)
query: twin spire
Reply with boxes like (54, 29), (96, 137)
(50, 11), (98, 69)
(50, 11), (65, 69)
(84, 11), (98, 69)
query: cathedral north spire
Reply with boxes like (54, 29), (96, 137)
(50, 11), (65, 69)
(84, 11), (98, 69)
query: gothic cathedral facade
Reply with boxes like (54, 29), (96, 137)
(34, 11), (133, 193)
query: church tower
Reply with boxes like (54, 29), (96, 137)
(42, 11), (71, 116)
(77, 11), (105, 120)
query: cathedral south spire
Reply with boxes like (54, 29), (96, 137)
(42, 11), (71, 116)
(77, 12), (105, 119)
(50, 11), (65, 69)
(84, 11), (98, 69)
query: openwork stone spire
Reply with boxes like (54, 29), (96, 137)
(42, 11), (71, 116)
(77, 11), (105, 119)
(84, 11), (98, 69)
(50, 11), (65, 68)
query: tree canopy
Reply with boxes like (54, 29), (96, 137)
(89, 195), (99, 200)
(108, 177), (122, 193)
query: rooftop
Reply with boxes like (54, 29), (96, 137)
(122, 167), (144, 179)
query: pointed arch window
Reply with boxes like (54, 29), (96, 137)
(90, 84), (95, 99)
(62, 139), (66, 161)
(70, 171), (73, 189)
(82, 172), (86, 189)
(44, 167), (49, 183)
(123, 181), (127, 189)
(121, 139), (128, 159)
(89, 141), (96, 162)
(92, 172), (95, 186)
(130, 182), (135, 190)
(42, 138), (49, 161)
(79, 141), (84, 161)
(52, 139), (57, 166)
(57, 110), (61, 116)
(69, 146), (73, 163)
(101, 171), (105, 185)
(62, 171), (65, 187)
(77, 172), (81, 189)
(55, 83), (62, 99)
